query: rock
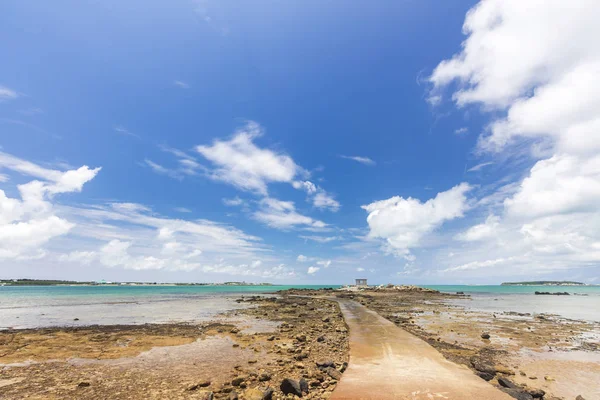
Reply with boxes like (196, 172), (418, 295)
(248, 359), (258, 364)
(476, 372), (495, 381)
(230, 327), (240, 333)
(470, 357), (496, 375)
(317, 335), (325, 342)
(576, 396), (586, 400)
(316, 360), (335, 368)
(231, 377), (245, 387)
(228, 391), (239, 400)
(296, 334), (307, 342)
(481, 332), (491, 339)
(243, 388), (271, 400)
(258, 373), (271, 382)
(280, 378), (303, 397)
(527, 388), (545, 398)
(495, 366), (515, 375)
(299, 378), (309, 393)
(77, 382), (90, 388)
(544, 375), (555, 381)
(74, 318), (80, 321)
(501, 388), (533, 400)
(322, 317), (330, 323)
(325, 367), (342, 380)
(267, 335), (275, 341)
(188, 380), (211, 390)
(534, 291), (569, 295)
(497, 377), (517, 389)
(263, 387), (274, 400)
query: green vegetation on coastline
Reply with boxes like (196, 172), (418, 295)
(501, 280), (586, 286)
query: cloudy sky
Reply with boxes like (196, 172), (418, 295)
(1, 0), (599, 284)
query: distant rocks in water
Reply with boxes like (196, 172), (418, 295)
(534, 291), (569, 295)
(456, 291), (464, 294)
(340, 284), (440, 293)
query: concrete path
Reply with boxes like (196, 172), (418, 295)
(331, 299), (513, 400)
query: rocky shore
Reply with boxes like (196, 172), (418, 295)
(1, 287), (598, 400)
(0, 293), (348, 399)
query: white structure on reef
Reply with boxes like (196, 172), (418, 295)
(355, 278), (368, 287)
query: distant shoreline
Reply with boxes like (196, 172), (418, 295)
(0, 279), (275, 287)
(500, 280), (588, 286)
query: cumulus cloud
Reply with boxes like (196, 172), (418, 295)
(0, 152), (100, 260)
(362, 183), (472, 257)
(312, 191), (340, 212)
(253, 197), (327, 230)
(431, 0), (600, 278)
(196, 122), (301, 195)
(307, 266), (319, 275)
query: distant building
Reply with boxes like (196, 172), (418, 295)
(355, 278), (368, 287)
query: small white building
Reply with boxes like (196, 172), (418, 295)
(355, 278), (368, 287)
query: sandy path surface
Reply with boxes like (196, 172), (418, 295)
(331, 299), (513, 400)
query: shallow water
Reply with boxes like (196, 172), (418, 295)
(0, 284), (337, 329)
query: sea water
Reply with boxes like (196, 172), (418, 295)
(1, 284), (599, 329)
(424, 285), (600, 323)
(0, 285), (338, 329)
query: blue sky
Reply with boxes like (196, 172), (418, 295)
(1, 0), (599, 284)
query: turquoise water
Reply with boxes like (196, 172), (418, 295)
(0, 285), (339, 329)
(423, 284), (600, 295)
(1, 284), (599, 328)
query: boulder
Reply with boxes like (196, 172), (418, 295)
(228, 391), (238, 400)
(476, 372), (495, 381)
(231, 377), (245, 387)
(497, 377), (517, 389)
(188, 380), (211, 390)
(280, 378), (303, 397)
(481, 332), (491, 340)
(243, 388), (272, 400)
(299, 378), (309, 393)
(470, 357), (496, 375)
(527, 388), (545, 398)
(325, 367), (342, 380)
(500, 388), (533, 400)
(258, 373), (271, 382)
(316, 360), (335, 368)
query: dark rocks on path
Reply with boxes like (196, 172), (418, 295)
(231, 377), (245, 387)
(187, 380), (211, 390)
(501, 388), (533, 400)
(497, 377), (517, 389)
(325, 367), (342, 380)
(527, 388), (545, 398)
(576, 396), (586, 400)
(228, 391), (238, 400)
(77, 382), (90, 388)
(316, 360), (335, 368)
(476, 371), (495, 381)
(280, 378), (303, 397)
(470, 356), (496, 375)
(258, 372), (271, 382)
(481, 332), (491, 339)
(243, 388), (273, 400)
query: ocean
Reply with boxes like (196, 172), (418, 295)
(1, 284), (599, 329)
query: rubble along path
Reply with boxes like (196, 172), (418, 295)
(330, 299), (513, 400)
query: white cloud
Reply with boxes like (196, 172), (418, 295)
(299, 235), (342, 243)
(143, 159), (183, 180)
(340, 155), (376, 166)
(0, 86), (18, 101)
(174, 207), (192, 213)
(174, 80), (190, 89)
(297, 254), (309, 262)
(307, 266), (319, 275)
(59, 250), (97, 265)
(362, 183), (472, 257)
(313, 191), (340, 212)
(114, 125), (139, 138)
(0, 173), (8, 182)
(316, 260), (331, 268)
(292, 180), (317, 194)
(223, 197), (245, 207)
(454, 127), (468, 136)
(253, 197), (327, 230)
(356, 267), (365, 272)
(430, 0), (600, 278)
(467, 162), (494, 172)
(0, 152), (100, 260)
(456, 215), (499, 241)
(196, 122), (301, 195)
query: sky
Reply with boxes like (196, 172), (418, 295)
(1, 0), (599, 284)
